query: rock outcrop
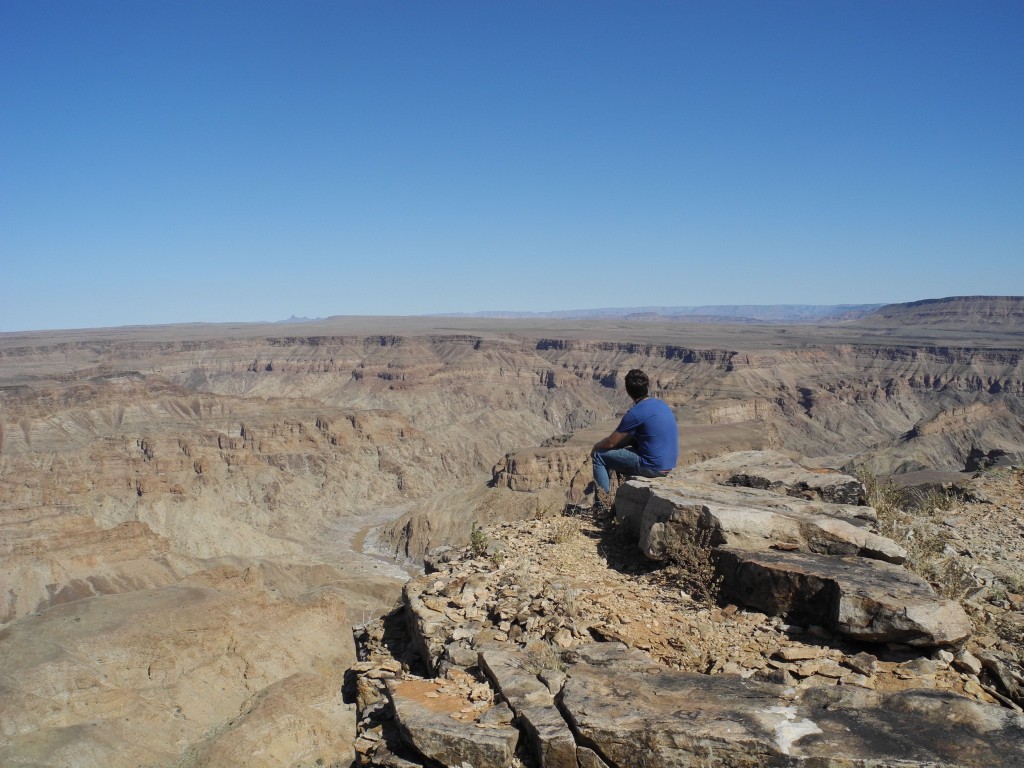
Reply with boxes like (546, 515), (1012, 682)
(349, 455), (1024, 767)
(614, 454), (970, 648)
(561, 652), (1024, 768)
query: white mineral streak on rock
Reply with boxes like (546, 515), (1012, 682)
(764, 705), (822, 756)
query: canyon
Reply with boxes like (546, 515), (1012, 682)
(1, 296), (1023, 766)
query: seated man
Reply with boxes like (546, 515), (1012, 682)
(591, 368), (678, 512)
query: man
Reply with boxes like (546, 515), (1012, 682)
(591, 368), (678, 512)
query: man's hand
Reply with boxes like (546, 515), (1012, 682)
(592, 431), (630, 454)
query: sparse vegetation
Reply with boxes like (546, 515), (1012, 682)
(470, 523), (490, 558)
(519, 639), (564, 675)
(553, 585), (580, 620)
(857, 468), (973, 600)
(551, 516), (581, 544)
(662, 524), (722, 606)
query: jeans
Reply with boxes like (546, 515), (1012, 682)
(592, 448), (664, 493)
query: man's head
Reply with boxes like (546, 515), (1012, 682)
(624, 369), (650, 401)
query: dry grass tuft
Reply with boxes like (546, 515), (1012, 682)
(857, 469), (971, 600)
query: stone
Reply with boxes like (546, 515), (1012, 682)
(774, 645), (827, 662)
(478, 648), (577, 768)
(688, 451), (867, 505)
(576, 746), (612, 767)
(716, 548), (972, 647)
(560, 662), (1024, 767)
(955, 650), (984, 676)
(479, 701), (514, 726)
(842, 673), (875, 689)
(844, 652), (878, 677)
(423, 545), (459, 573)
(622, 476), (905, 564)
(386, 678), (519, 768)
(977, 652), (1024, 706)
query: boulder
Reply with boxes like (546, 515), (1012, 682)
(716, 548), (972, 647)
(386, 677), (519, 768)
(402, 577), (450, 673)
(618, 478), (901, 563)
(561, 651), (1024, 767)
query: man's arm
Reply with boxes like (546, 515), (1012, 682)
(592, 431), (630, 454)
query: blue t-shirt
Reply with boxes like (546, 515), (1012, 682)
(616, 397), (679, 472)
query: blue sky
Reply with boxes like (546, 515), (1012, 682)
(2, 1), (1022, 331)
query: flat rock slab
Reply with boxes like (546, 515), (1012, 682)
(386, 678), (519, 768)
(717, 547), (972, 647)
(688, 450), (866, 504)
(618, 477), (902, 564)
(561, 661), (1024, 767)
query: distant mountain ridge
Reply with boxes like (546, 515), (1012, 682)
(431, 296), (1024, 328)
(434, 303), (884, 324)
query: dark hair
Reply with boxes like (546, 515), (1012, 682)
(624, 369), (649, 400)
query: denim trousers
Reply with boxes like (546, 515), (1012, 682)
(592, 448), (662, 493)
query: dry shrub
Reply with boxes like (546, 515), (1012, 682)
(662, 524), (722, 606)
(858, 469), (973, 600)
(551, 516), (581, 544)
(520, 639), (564, 675)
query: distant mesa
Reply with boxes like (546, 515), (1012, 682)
(856, 296), (1024, 329)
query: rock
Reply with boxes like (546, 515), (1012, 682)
(977, 652), (1024, 706)
(479, 701), (515, 726)
(403, 575), (455, 673)
(689, 450), (867, 504)
(491, 446), (591, 496)
(424, 545), (459, 572)
(350, 454), (1024, 768)
(561, 661), (1024, 767)
(955, 650), (985, 676)
(478, 647), (577, 768)
(774, 645), (827, 662)
(845, 652), (878, 677)
(842, 673), (875, 689)
(386, 678), (519, 768)
(576, 746), (612, 767)
(632, 476), (898, 561)
(716, 548), (972, 647)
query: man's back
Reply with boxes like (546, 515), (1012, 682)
(616, 397), (678, 472)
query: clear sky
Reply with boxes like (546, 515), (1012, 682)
(2, 1), (1022, 331)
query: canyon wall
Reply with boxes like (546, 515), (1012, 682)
(1, 312), (1023, 766)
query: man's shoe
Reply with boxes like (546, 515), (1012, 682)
(592, 489), (614, 522)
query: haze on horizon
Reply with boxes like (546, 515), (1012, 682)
(2, 1), (1022, 333)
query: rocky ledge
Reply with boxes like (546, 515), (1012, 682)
(348, 453), (1024, 767)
